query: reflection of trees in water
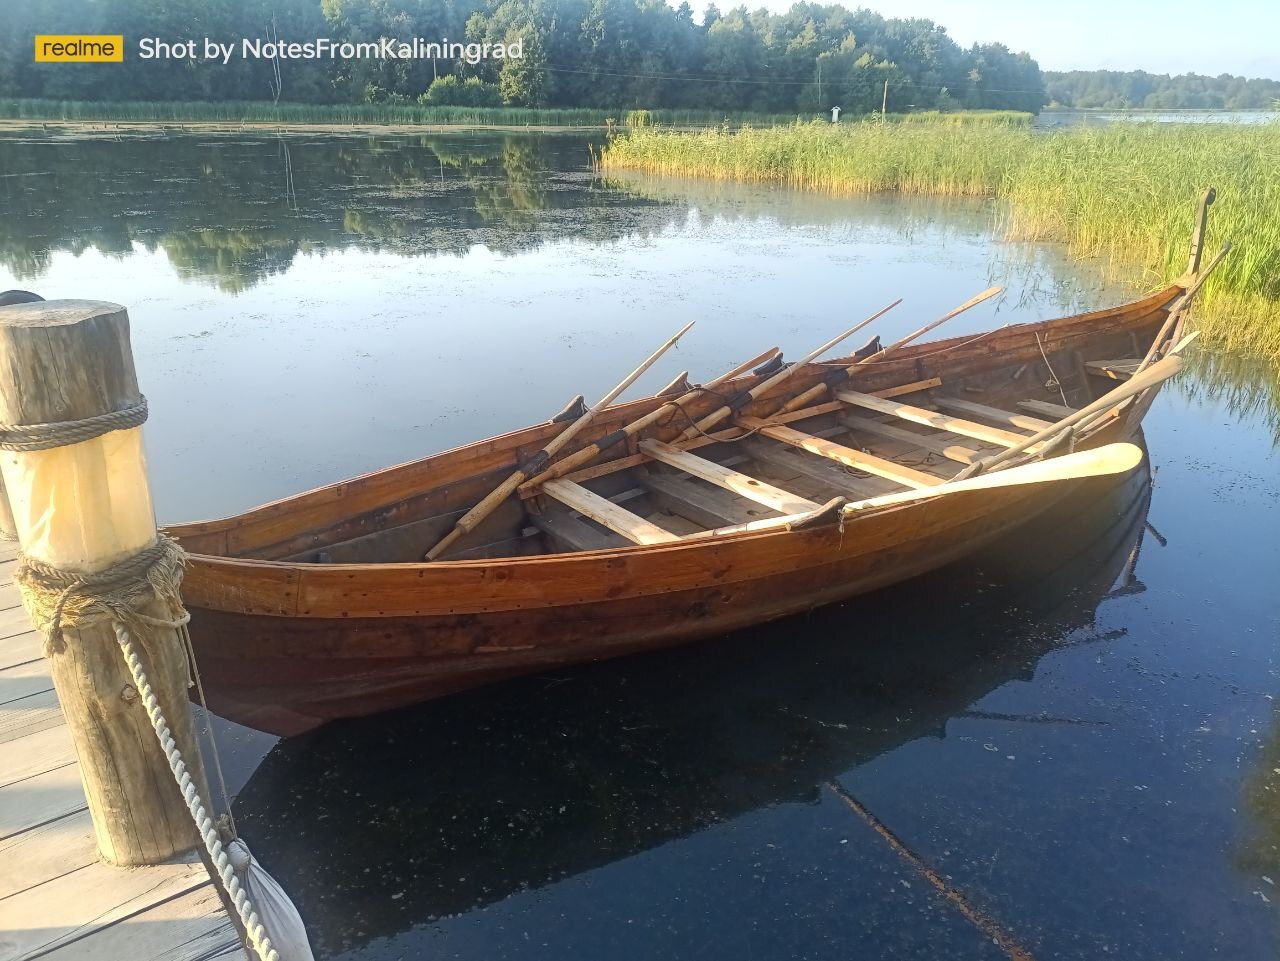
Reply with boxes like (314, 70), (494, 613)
(0, 133), (632, 292)
(1179, 348), (1280, 445)
(231, 466), (1152, 955)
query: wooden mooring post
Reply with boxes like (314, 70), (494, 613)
(0, 299), (208, 866)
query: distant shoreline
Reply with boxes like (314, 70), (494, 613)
(0, 118), (604, 135)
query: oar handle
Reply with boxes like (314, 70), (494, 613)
(423, 321), (696, 561)
(520, 346), (781, 492)
(774, 286), (999, 416)
(971, 353), (1184, 475)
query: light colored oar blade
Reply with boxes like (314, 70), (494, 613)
(686, 299), (901, 438)
(883, 285), (1001, 353)
(678, 442), (1143, 542)
(844, 443), (1144, 511)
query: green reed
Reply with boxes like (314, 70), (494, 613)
(602, 119), (1280, 355)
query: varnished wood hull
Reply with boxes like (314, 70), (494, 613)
(169, 287), (1178, 735)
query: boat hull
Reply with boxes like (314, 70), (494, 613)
(187, 454), (1129, 735)
(171, 286), (1178, 736)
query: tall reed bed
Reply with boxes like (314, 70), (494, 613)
(603, 120), (1280, 355)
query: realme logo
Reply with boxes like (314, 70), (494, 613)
(34, 35), (124, 63)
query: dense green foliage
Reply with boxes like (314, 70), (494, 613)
(1045, 70), (1280, 110)
(603, 120), (1280, 354)
(2, 0), (1044, 113)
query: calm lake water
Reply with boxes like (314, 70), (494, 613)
(1036, 109), (1278, 127)
(1, 129), (1278, 960)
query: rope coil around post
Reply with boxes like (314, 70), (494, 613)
(12, 534), (307, 961)
(0, 396), (148, 451)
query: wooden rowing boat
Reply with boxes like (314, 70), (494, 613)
(167, 280), (1190, 736)
(232, 460), (1153, 939)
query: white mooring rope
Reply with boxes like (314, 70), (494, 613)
(113, 618), (301, 961)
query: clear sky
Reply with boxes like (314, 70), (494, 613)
(690, 0), (1280, 78)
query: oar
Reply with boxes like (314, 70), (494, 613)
(1134, 241), (1230, 375)
(773, 286), (1002, 416)
(677, 300), (903, 441)
(518, 346), (780, 494)
(963, 349), (1188, 477)
(424, 321), (695, 560)
(679, 442), (1143, 541)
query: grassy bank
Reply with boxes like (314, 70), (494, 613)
(0, 98), (810, 128)
(602, 120), (1280, 355)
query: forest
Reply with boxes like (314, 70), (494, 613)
(1045, 70), (1280, 110)
(1, 0), (1045, 113)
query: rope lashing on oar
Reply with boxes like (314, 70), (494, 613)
(13, 535), (313, 961)
(0, 396), (148, 451)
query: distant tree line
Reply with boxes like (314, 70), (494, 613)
(1045, 70), (1280, 110)
(3, 0), (1045, 113)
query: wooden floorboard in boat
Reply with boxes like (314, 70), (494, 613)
(836, 390), (1048, 452)
(639, 440), (821, 515)
(839, 414), (983, 466)
(931, 396), (1055, 431)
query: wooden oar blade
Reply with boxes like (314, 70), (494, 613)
(845, 443), (1144, 512)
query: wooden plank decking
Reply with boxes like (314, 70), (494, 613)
(0, 540), (245, 961)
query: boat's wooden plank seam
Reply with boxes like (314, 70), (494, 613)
(1018, 399), (1077, 419)
(531, 511), (631, 552)
(737, 417), (941, 489)
(541, 480), (680, 545)
(931, 396), (1055, 431)
(835, 390), (1047, 452)
(741, 440), (889, 497)
(638, 440), (821, 514)
(642, 469), (780, 528)
(839, 414), (983, 465)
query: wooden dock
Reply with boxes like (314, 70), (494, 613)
(0, 540), (244, 961)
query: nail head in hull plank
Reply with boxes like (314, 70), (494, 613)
(638, 439), (821, 514)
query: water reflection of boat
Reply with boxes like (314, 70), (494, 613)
(231, 459), (1152, 953)
(170, 281), (1183, 735)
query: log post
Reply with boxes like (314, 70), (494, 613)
(1186, 186), (1215, 276)
(0, 300), (207, 866)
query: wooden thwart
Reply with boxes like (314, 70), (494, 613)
(639, 439), (821, 514)
(642, 470), (776, 528)
(528, 377), (944, 496)
(1018, 398), (1076, 419)
(931, 396), (1054, 431)
(737, 417), (941, 489)
(541, 479), (679, 545)
(1084, 359), (1142, 382)
(835, 389), (1046, 452)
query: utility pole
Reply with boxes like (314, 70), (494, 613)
(882, 79), (888, 118)
(816, 57), (822, 106)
